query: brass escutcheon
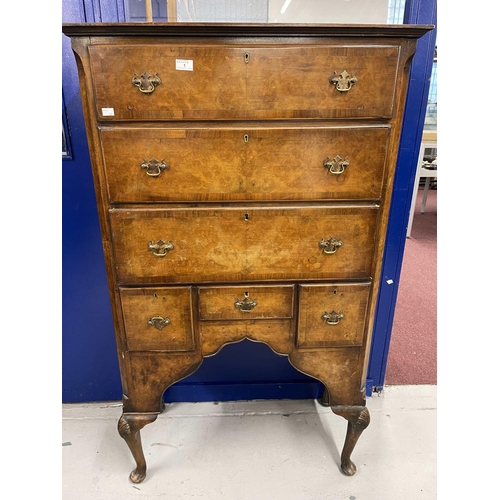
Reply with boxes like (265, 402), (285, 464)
(235, 292), (257, 312)
(132, 71), (162, 94)
(141, 158), (168, 177)
(329, 70), (358, 92)
(148, 240), (174, 257)
(321, 310), (344, 325)
(319, 237), (343, 255)
(324, 155), (350, 175)
(148, 315), (171, 331)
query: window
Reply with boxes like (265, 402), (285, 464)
(125, 0), (407, 24)
(424, 46), (437, 130)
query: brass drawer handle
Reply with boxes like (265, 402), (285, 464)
(148, 239), (174, 257)
(148, 315), (171, 331)
(235, 292), (258, 312)
(132, 71), (162, 94)
(324, 155), (349, 175)
(141, 158), (168, 177)
(319, 237), (343, 255)
(329, 70), (357, 92)
(322, 310), (344, 325)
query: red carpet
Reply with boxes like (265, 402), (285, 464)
(385, 186), (437, 385)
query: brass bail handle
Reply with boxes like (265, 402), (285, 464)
(319, 237), (343, 255)
(148, 239), (174, 257)
(321, 310), (344, 325)
(329, 70), (357, 92)
(235, 291), (258, 312)
(324, 156), (349, 175)
(141, 158), (168, 177)
(148, 316), (171, 331)
(132, 72), (162, 94)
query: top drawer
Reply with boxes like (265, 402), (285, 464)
(89, 44), (400, 121)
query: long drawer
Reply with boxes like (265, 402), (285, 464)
(109, 206), (378, 284)
(101, 126), (390, 203)
(89, 44), (400, 121)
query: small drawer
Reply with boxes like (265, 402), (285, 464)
(198, 285), (294, 320)
(297, 284), (370, 348)
(120, 287), (195, 352)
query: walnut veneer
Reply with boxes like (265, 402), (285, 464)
(62, 22), (432, 483)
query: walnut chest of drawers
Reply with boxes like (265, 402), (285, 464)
(62, 22), (432, 483)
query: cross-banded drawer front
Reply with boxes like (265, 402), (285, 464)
(297, 284), (371, 348)
(89, 44), (399, 121)
(109, 206), (378, 284)
(198, 285), (294, 320)
(101, 126), (390, 203)
(120, 287), (195, 352)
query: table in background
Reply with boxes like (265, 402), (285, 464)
(407, 130), (437, 238)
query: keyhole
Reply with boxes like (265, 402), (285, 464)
(244, 53), (250, 64)
(244, 213), (250, 221)
(244, 134), (249, 143)
(154, 293), (158, 298)
(333, 289), (337, 295)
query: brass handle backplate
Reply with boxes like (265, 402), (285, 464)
(319, 237), (343, 255)
(148, 240), (174, 257)
(324, 155), (350, 175)
(321, 310), (344, 325)
(148, 315), (171, 331)
(132, 72), (162, 94)
(329, 70), (357, 92)
(235, 292), (258, 312)
(141, 158), (168, 177)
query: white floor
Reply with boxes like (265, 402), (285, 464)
(62, 385), (436, 500)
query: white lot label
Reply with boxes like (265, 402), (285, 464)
(102, 108), (115, 116)
(176, 59), (193, 71)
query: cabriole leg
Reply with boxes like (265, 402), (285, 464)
(318, 387), (331, 407)
(117, 413), (158, 483)
(332, 406), (370, 476)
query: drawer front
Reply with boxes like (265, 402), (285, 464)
(101, 126), (389, 203)
(199, 285), (294, 320)
(89, 45), (399, 121)
(109, 206), (377, 283)
(297, 284), (370, 348)
(120, 287), (195, 351)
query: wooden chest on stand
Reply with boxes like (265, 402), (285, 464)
(62, 22), (432, 483)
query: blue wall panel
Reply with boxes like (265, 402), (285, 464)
(62, 0), (122, 402)
(367, 0), (437, 390)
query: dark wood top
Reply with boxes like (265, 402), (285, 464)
(62, 22), (434, 38)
